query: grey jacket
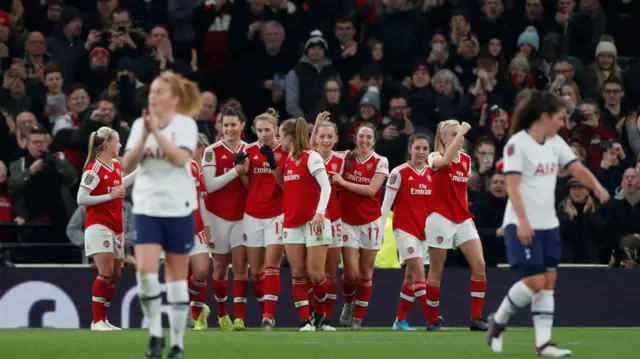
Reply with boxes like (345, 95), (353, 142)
(66, 199), (135, 248)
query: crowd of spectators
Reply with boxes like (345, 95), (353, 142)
(0, 0), (639, 268)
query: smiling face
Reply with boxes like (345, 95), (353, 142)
(409, 138), (430, 166)
(316, 125), (338, 153)
(356, 126), (375, 154)
(221, 115), (244, 142)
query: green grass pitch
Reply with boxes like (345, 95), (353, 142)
(1, 328), (638, 359)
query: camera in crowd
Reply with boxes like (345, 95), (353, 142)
(39, 151), (57, 166)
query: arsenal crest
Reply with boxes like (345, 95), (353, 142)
(243, 233), (247, 242)
(462, 162), (468, 171)
(274, 153), (282, 161)
(437, 236), (444, 244)
(427, 174), (432, 182)
(84, 173), (94, 185)
(507, 144), (515, 157)
(342, 234), (348, 242)
(366, 163), (373, 171)
(205, 151), (212, 162)
(208, 242), (215, 249)
(331, 163), (338, 171)
(407, 247), (414, 254)
(103, 240), (110, 248)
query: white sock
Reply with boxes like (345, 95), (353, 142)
(136, 272), (163, 338)
(167, 280), (190, 349)
(532, 289), (554, 347)
(494, 280), (536, 325)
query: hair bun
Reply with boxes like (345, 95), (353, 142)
(266, 107), (279, 118)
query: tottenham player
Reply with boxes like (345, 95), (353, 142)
(201, 107), (250, 331)
(488, 91), (609, 357)
(331, 123), (389, 330)
(277, 117), (332, 331)
(243, 108), (288, 328)
(311, 114), (344, 330)
(381, 133), (433, 331)
(425, 119), (487, 331)
(123, 71), (200, 358)
(78, 126), (136, 331)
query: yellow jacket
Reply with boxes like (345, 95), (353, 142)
(375, 211), (401, 269)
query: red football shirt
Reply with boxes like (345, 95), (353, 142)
(283, 151), (326, 228)
(202, 140), (248, 221)
(386, 163), (433, 240)
(321, 151), (345, 222)
(244, 141), (287, 219)
(339, 151), (389, 226)
(81, 159), (124, 234)
(190, 160), (207, 233)
(427, 151), (473, 223)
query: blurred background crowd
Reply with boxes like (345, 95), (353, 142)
(0, 0), (639, 268)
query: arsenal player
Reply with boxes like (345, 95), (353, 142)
(312, 115), (344, 331)
(201, 107), (250, 331)
(242, 109), (287, 328)
(77, 126), (136, 331)
(187, 134), (212, 331)
(381, 134), (434, 331)
(425, 119), (487, 331)
(272, 117), (332, 332)
(329, 123), (389, 330)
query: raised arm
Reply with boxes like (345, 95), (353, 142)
(429, 122), (471, 169)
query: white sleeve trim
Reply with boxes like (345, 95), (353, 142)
(123, 169), (137, 188)
(77, 186), (112, 206)
(314, 170), (331, 214)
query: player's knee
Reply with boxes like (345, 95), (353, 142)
(309, 271), (324, 284)
(469, 257), (486, 275)
(522, 273), (545, 292)
(192, 269), (208, 282)
(212, 267), (227, 281)
(343, 268), (359, 282)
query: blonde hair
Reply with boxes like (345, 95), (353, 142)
(197, 133), (209, 147)
(280, 117), (310, 159)
(316, 121), (338, 134)
(85, 126), (115, 168)
(508, 54), (530, 74)
(254, 108), (279, 129)
(156, 71), (202, 118)
(434, 119), (460, 153)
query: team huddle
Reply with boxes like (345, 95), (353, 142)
(76, 71), (609, 358)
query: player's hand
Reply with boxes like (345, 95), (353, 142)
(141, 109), (151, 138)
(203, 226), (211, 243)
(29, 159), (44, 175)
(234, 151), (249, 165)
(235, 159), (249, 175)
(259, 145), (278, 169)
(110, 185), (126, 199)
(311, 213), (325, 235)
(459, 122), (471, 135)
(328, 171), (344, 185)
(594, 185), (610, 204)
(517, 220), (534, 246)
(495, 227), (504, 237)
(14, 217), (25, 226)
(315, 111), (331, 124)
(144, 112), (159, 134)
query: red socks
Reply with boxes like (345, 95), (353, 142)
(353, 278), (372, 320)
(263, 266), (280, 320)
(325, 277), (338, 321)
(251, 272), (265, 313)
(307, 280), (315, 310)
(396, 281), (414, 321)
(411, 280), (430, 321)
(470, 274), (486, 320)
(91, 275), (110, 323)
(292, 278), (310, 321)
(188, 275), (207, 320)
(342, 274), (357, 304)
(212, 279), (229, 318)
(425, 280), (441, 324)
(233, 279), (248, 320)
(313, 278), (328, 317)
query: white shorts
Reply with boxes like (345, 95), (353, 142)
(395, 229), (429, 264)
(243, 213), (284, 248)
(342, 218), (383, 251)
(189, 230), (212, 256)
(283, 218), (332, 247)
(329, 219), (343, 249)
(85, 224), (124, 259)
(425, 212), (479, 250)
(207, 211), (244, 254)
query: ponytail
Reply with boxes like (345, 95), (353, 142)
(280, 117), (311, 158)
(84, 126), (114, 168)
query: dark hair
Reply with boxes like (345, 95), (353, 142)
(219, 106), (246, 124)
(43, 64), (62, 79)
(473, 136), (496, 164)
(111, 8), (131, 19)
(603, 75), (623, 88)
(477, 56), (497, 70)
(67, 84), (88, 96)
(406, 133), (431, 160)
(344, 122), (377, 170)
(509, 90), (565, 136)
(280, 117), (310, 158)
(28, 126), (48, 139)
(335, 15), (354, 26)
(360, 65), (382, 82)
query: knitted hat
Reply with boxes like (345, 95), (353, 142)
(517, 26), (540, 51)
(60, 6), (82, 28)
(489, 105), (510, 126)
(0, 11), (10, 29)
(305, 30), (328, 53)
(595, 41), (617, 58)
(90, 47), (110, 60)
(117, 57), (134, 72)
(359, 86), (380, 112)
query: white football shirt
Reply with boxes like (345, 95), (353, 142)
(502, 131), (577, 230)
(125, 113), (198, 217)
